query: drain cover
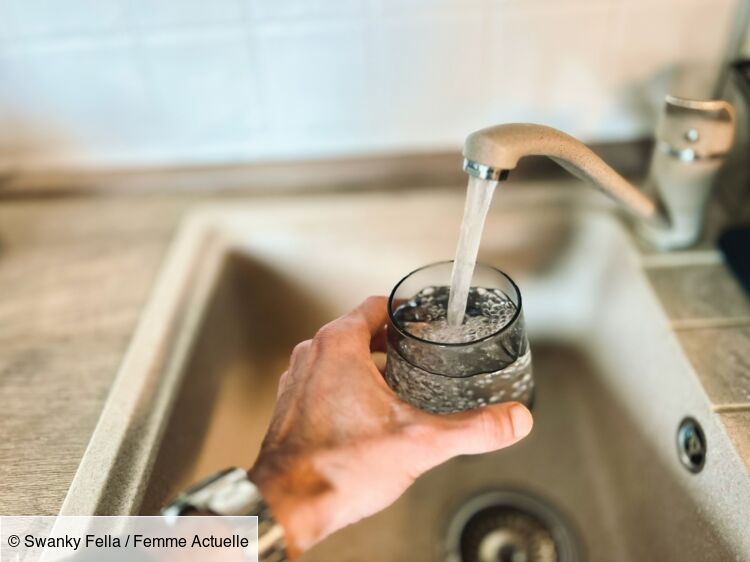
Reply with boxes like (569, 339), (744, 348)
(444, 491), (579, 562)
(460, 505), (557, 562)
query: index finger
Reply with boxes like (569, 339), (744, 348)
(351, 295), (389, 337)
(317, 296), (389, 348)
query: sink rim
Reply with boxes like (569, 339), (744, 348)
(58, 188), (747, 546)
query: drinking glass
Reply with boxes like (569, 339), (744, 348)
(384, 261), (533, 414)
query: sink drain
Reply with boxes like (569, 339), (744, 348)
(444, 491), (580, 562)
(677, 417), (706, 473)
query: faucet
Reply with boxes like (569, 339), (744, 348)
(462, 96), (736, 249)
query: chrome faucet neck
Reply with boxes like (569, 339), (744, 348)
(462, 159), (509, 182)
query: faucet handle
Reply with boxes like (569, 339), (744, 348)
(656, 95), (736, 161)
(640, 96), (737, 250)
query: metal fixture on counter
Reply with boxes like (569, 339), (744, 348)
(462, 96), (736, 250)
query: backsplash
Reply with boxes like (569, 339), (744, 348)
(0, 0), (739, 171)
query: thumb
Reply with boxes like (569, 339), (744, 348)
(431, 402), (533, 461)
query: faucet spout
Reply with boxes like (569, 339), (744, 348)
(462, 123), (667, 227)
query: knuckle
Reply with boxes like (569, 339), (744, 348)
(289, 340), (312, 365)
(277, 371), (289, 395)
(479, 408), (513, 447)
(315, 320), (341, 340)
(314, 321), (361, 355)
(292, 339), (312, 357)
(312, 326), (337, 349)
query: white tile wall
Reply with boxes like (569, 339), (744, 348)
(0, 0), (125, 38)
(485, 3), (615, 137)
(128, 0), (246, 29)
(137, 29), (262, 159)
(0, 0), (741, 171)
(0, 36), (153, 165)
(604, 0), (737, 136)
(368, 11), (488, 148)
(251, 0), (365, 22)
(256, 21), (370, 156)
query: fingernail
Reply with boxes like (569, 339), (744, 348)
(509, 404), (533, 439)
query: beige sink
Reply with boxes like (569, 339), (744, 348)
(61, 187), (750, 561)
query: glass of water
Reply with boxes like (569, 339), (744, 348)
(384, 261), (533, 414)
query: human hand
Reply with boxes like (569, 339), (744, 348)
(248, 296), (533, 559)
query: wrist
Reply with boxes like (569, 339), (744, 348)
(249, 455), (333, 559)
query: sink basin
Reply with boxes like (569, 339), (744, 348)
(61, 187), (750, 561)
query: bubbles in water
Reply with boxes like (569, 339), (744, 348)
(399, 286), (517, 344)
(386, 285), (533, 414)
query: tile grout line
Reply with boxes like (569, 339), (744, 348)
(713, 404), (750, 414)
(672, 316), (750, 331)
(640, 250), (723, 269)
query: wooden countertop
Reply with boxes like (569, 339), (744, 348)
(0, 193), (227, 514)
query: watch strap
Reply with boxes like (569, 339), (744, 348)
(162, 467), (287, 561)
